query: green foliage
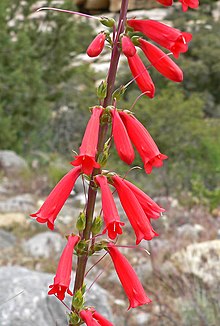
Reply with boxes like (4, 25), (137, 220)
(1, 0), (219, 203)
(114, 85), (220, 196)
(0, 0), (96, 154)
(180, 284), (220, 326)
(166, 10), (220, 118)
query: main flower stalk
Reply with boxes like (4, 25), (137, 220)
(71, 0), (130, 311)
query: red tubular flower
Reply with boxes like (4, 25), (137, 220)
(30, 166), (81, 230)
(80, 310), (100, 326)
(48, 235), (80, 300)
(121, 178), (165, 219)
(95, 175), (124, 240)
(139, 39), (183, 82)
(121, 35), (136, 57)
(111, 175), (158, 244)
(127, 53), (155, 98)
(93, 311), (114, 326)
(111, 109), (135, 165)
(127, 19), (192, 58)
(71, 106), (103, 175)
(179, 0), (199, 12)
(87, 33), (106, 57)
(156, 0), (173, 6)
(119, 111), (167, 174)
(107, 242), (152, 309)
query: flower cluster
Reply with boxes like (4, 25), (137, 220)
(30, 1), (200, 325)
(122, 19), (192, 96)
(112, 109), (168, 173)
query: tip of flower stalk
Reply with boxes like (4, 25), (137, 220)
(100, 16), (116, 27)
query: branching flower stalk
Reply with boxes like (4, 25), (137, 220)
(31, 0), (199, 324)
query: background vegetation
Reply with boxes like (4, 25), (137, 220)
(0, 0), (219, 206)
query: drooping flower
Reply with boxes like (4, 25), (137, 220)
(71, 106), (103, 175)
(107, 242), (152, 309)
(127, 19), (192, 58)
(120, 178), (165, 219)
(138, 38), (183, 82)
(48, 235), (80, 300)
(111, 175), (158, 244)
(156, 0), (173, 6)
(179, 0), (199, 12)
(93, 311), (114, 326)
(119, 111), (167, 174)
(87, 33), (106, 57)
(127, 53), (155, 97)
(111, 109), (135, 165)
(121, 35), (136, 57)
(95, 175), (124, 240)
(30, 166), (81, 230)
(80, 310), (100, 326)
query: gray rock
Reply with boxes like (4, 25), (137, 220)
(23, 232), (66, 259)
(133, 312), (150, 325)
(136, 261), (153, 280)
(0, 150), (28, 174)
(0, 212), (27, 227)
(0, 266), (114, 326)
(177, 223), (204, 241)
(0, 266), (68, 326)
(0, 184), (9, 196)
(0, 229), (16, 249)
(0, 194), (35, 213)
(171, 240), (220, 287)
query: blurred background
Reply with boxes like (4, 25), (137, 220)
(0, 0), (220, 325)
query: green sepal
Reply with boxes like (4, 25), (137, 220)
(97, 80), (107, 100)
(100, 109), (111, 125)
(68, 312), (81, 325)
(76, 212), (86, 232)
(81, 284), (86, 295)
(100, 17), (116, 28)
(93, 242), (104, 253)
(98, 137), (111, 167)
(131, 36), (140, 46)
(75, 240), (88, 255)
(91, 215), (103, 236)
(112, 85), (127, 101)
(71, 288), (85, 310)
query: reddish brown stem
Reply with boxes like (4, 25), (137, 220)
(70, 0), (129, 314)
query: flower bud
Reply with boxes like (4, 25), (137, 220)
(76, 212), (86, 231)
(69, 312), (81, 325)
(72, 288), (84, 310)
(91, 215), (103, 235)
(87, 33), (106, 57)
(100, 16), (116, 27)
(121, 35), (136, 57)
(97, 80), (107, 99)
(112, 85), (127, 101)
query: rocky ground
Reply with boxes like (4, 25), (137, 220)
(0, 150), (220, 325)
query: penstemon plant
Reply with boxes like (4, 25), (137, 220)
(31, 0), (199, 324)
